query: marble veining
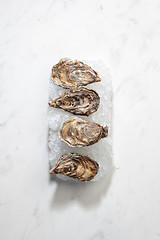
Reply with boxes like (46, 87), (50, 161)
(0, 0), (160, 240)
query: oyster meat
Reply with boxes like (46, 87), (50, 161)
(49, 87), (100, 116)
(58, 117), (108, 147)
(51, 58), (101, 88)
(50, 153), (99, 182)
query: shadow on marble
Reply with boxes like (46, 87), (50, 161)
(49, 161), (115, 210)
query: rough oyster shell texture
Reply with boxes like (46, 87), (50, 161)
(49, 87), (100, 116)
(48, 60), (112, 182)
(51, 58), (101, 88)
(58, 117), (108, 147)
(50, 153), (99, 182)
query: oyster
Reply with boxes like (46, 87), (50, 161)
(49, 87), (100, 116)
(51, 58), (101, 88)
(58, 117), (108, 147)
(50, 153), (99, 182)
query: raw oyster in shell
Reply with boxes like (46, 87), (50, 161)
(49, 87), (100, 116)
(50, 153), (99, 182)
(58, 117), (108, 147)
(51, 58), (101, 88)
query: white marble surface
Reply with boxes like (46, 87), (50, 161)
(0, 0), (160, 239)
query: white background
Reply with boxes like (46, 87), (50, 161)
(0, 0), (160, 239)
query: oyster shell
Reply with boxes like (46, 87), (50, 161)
(58, 117), (108, 147)
(51, 58), (101, 88)
(50, 153), (99, 182)
(49, 87), (100, 116)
